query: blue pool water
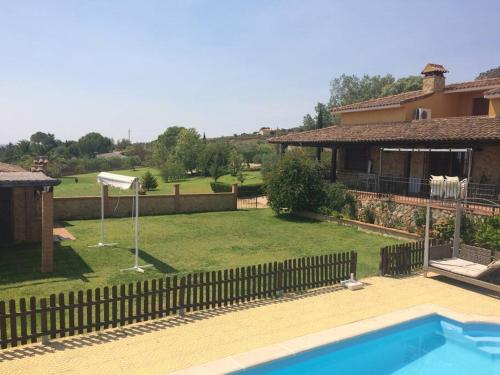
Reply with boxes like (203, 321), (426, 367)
(235, 315), (500, 375)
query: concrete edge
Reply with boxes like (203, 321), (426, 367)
(297, 211), (421, 241)
(170, 304), (500, 375)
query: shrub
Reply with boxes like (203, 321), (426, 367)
(266, 150), (325, 215)
(474, 215), (500, 250)
(210, 181), (264, 198)
(210, 181), (232, 193)
(321, 183), (357, 218)
(141, 170), (158, 191)
(359, 204), (376, 224)
(432, 214), (475, 243)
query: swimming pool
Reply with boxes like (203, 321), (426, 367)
(234, 314), (500, 374)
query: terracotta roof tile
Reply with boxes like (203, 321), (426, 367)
(331, 90), (431, 113)
(0, 162), (26, 172)
(0, 171), (60, 187)
(421, 63), (448, 74)
(445, 77), (500, 92)
(484, 87), (500, 97)
(268, 116), (500, 145)
(331, 77), (500, 113)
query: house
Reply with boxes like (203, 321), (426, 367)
(259, 127), (272, 136)
(0, 162), (60, 272)
(269, 64), (500, 202)
(96, 150), (127, 159)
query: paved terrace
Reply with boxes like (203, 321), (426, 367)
(0, 276), (498, 375)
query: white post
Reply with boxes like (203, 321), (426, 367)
(100, 183), (105, 246)
(135, 181), (139, 269)
(424, 203), (431, 268)
(452, 199), (462, 258)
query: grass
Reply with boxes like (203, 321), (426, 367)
(55, 167), (263, 197)
(0, 209), (403, 301)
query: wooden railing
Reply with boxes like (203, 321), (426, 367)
(0, 251), (357, 349)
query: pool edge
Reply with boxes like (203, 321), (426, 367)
(169, 304), (500, 375)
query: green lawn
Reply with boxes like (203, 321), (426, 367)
(55, 167), (263, 197)
(0, 209), (403, 301)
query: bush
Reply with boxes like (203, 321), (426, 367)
(266, 150), (325, 215)
(141, 170), (158, 191)
(322, 183), (357, 218)
(210, 181), (232, 193)
(210, 181), (264, 198)
(432, 214), (475, 244)
(474, 215), (500, 251)
(359, 204), (376, 224)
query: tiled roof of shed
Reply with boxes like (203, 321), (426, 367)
(268, 116), (500, 145)
(0, 162), (26, 172)
(0, 162), (60, 187)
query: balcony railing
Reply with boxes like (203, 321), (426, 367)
(332, 172), (500, 213)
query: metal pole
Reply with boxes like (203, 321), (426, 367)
(452, 199), (462, 258)
(135, 181), (139, 269)
(465, 148), (472, 204)
(100, 184), (104, 245)
(424, 203), (431, 268)
(378, 148), (383, 193)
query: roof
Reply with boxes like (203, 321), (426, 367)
(331, 90), (432, 113)
(331, 77), (500, 114)
(421, 63), (448, 75)
(0, 162), (26, 172)
(445, 77), (500, 93)
(0, 162), (60, 188)
(268, 116), (500, 146)
(484, 87), (500, 98)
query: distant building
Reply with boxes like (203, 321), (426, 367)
(259, 127), (272, 136)
(96, 151), (127, 159)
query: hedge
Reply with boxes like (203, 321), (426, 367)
(210, 181), (264, 198)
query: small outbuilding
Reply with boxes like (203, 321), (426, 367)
(0, 162), (60, 272)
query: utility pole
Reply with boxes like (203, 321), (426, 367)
(128, 129), (131, 143)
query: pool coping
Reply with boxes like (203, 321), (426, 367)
(170, 304), (500, 375)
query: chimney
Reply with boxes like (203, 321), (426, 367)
(421, 63), (448, 93)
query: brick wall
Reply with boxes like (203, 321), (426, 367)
(54, 185), (237, 221)
(11, 187), (42, 242)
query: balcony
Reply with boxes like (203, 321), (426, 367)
(332, 171), (500, 215)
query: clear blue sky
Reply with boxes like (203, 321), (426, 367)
(1, 0), (499, 143)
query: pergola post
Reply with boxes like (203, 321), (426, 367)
(452, 199), (462, 258)
(330, 146), (337, 182)
(41, 189), (54, 273)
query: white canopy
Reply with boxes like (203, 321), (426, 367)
(97, 172), (139, 190)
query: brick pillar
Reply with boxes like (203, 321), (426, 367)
(231, 183), (238, 210)
(41, 190), (54, 273)
(173, 184), (180, 212)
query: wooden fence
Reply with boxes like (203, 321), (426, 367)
(379, 241), (434, 276)
(0, 251), (356, 349)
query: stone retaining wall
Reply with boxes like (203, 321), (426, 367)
(54, 184), (238, 221)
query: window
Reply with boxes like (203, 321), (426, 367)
(472, 98), (489, 116)
(344, 146), (368, 172)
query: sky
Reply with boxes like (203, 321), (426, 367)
(0, 0), (499, 143)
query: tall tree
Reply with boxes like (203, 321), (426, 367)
(151, 126), (184, 166)
(302, 114), (316, 130)
(174, 128), (202, 173)
(77, 132), (113, 156)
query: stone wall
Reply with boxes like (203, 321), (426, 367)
(54, 184), (237, 221)
(355, 198), (456, 235)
